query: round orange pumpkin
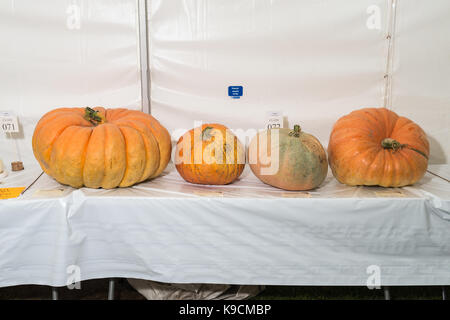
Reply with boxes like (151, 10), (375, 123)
(248, 125), (328, 191)
(32, 107), (171, 188)
(175, 124), (245, 185)
(328, 107), (429, 187)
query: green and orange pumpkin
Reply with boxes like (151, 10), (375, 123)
(248, 125), (328, 191)
(32, 107), (171, 188)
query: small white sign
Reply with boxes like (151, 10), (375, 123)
(0, 112), (19, 133)
(265, 111), (283, 130)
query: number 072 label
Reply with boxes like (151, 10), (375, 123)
(266, 111), (283, 130)
(0, 112), (19, 133)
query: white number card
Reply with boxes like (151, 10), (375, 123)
(0, 112), (19, 133)
(266, 111), (283, 130)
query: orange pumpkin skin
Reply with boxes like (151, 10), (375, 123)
(175, 124), (245, 185)
(328, 108), (429, 187)
(32, 107), (171, 188)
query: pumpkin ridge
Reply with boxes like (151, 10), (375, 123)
(380, 108), (398, 137)
(390, 116), (413, 135)
(79, 127), (93, 187)
(331, 125), (376, 140)
(373, 108), (392, 138)
(120, 115), (171, 178)
(137, 129), (159, 182)
(33, 111), (77, 142)
(381, 148), (394, 186)
(105, 108), (129, 121)
(364, 148), (385, 185)
(33, 111), (89, 167)
(53, 126), (92, 187)
(44, 123), (81, 173)
(117, 125), (147, 187)
(83, 125), (106, 188)
(334, 145), (365, 183)
(361, 109), (386, 138)
(359, 147), (385, 185)
(101, 125), (107, 188)
(396, 148), (416, 184)
(101, 124), (127, 189)
(109, 120), (160, 182)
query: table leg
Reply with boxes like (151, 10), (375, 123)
(383, 286), (390, 300)
(52, 287), (58, 300)
(108, 279), (115, 300)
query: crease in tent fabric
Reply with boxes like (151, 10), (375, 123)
(384, 0), (398, 109)
(403, 186), (450, 221)
(132, 185), (201, 197)
(423, 191), (450, 221)
(62, 190), (89, 242)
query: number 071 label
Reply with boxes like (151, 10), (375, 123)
(0, 112), (19, 133)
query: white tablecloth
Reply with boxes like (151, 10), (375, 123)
(0, 164), (449, 287)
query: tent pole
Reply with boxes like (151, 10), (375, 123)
(138, 0), (151, 114)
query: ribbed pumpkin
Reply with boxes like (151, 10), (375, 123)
(328, 107), (429, 187)
(175, 124), (245, 185)
(248, 125), (328, 191)
(32, 107), (171, 188)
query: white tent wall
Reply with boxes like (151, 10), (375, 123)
(0, 0), (142, 168)
(391, 0), (450, 164)
(149, 0), (449, 164)
(149, 0), (388, 144)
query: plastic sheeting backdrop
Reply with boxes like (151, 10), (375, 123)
(0, 0), (142, 167)
(149, 0), (449, 164)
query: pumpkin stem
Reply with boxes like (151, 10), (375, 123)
(381, 138), (428, 160)
(202, 126), (214, 141)
(381, 138), (402, 151)
(84, 107), (104, 126)
(289, 125), (302, 137)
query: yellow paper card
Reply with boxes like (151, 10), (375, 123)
(194, 191), (223, 197)
(32, 188), (66, 198)
(375, 191), (405, 198)
(281, 192), (312, 198)
(0, 187), (25, 200)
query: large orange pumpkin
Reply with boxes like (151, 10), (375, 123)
(175, 124), (245, 185)
(248, 125), (328, 191)
(32, 107), (171, 188)
(328, 107), (429, 187)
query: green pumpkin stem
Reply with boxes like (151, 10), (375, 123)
(202, 126), (214, 141)
(289, 125), (302, 137)
(84, 107), (103, 126)
(381, 138), (428, 160)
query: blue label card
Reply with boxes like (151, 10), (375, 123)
(228, 86), (243, 99)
